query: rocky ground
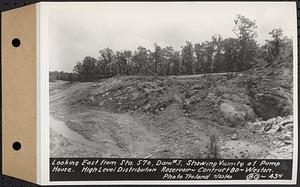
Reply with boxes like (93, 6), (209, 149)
(50, 56), (294, 159)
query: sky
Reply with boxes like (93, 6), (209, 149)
(47, 2), (297, 72)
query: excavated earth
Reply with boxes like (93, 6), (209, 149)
(50, 58), (294, 159)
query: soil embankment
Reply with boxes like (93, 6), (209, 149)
(50, 60), (293, 159)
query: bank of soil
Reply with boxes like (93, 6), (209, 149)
(50, 59), (293, 159)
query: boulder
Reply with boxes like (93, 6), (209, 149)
(206, 93), (218, 102)
(219, 102), (247, 126)
(264, 123), (272, 131)
(220, 103), (238, 118)
(265, 123), (281, 133)
(143, 104), (151, 110)
(231, 134), (238, 140)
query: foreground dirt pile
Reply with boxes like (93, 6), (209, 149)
(217, 115), (293, 159)
(50, 55), (294, 159)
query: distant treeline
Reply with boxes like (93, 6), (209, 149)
(49, 71), (79, 82)
(50, 15), (293, 82)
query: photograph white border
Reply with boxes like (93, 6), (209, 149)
(37, 2), (298, 185)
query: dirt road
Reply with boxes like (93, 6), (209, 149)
(50, 81), (162, 157)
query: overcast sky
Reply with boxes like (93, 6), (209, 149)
(48, 2), (296, 72)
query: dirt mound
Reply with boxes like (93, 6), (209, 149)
(63, 56), (292, 128)
(246, 60), (293, 120)
(64, 72), (256, 128)
(50, 54), (294, 159)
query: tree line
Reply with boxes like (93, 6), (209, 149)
(50, 15), (293, 82)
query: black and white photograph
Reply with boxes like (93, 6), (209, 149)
(48, 2), (296, 161)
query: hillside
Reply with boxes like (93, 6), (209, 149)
(50, 56), (293, 159)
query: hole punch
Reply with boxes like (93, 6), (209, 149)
(12, 142), (21, 151)
(11, 38), (21, 47)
